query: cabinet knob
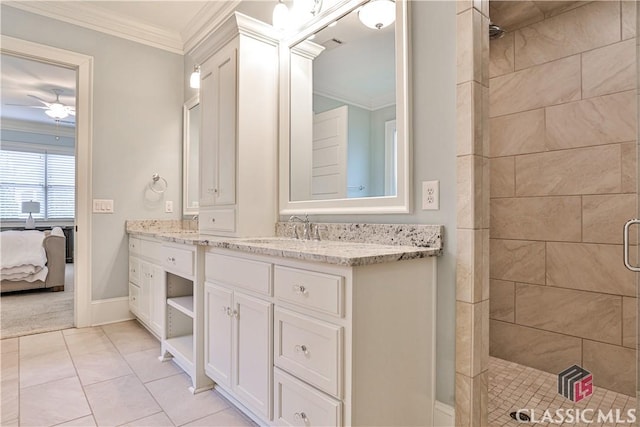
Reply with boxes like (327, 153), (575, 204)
(167, 256), (175, 263)
(294, 344), (309, 355)
(293, 285), (307, 295)
(294, 412), (308, 423)
(211, 218), (216, 223)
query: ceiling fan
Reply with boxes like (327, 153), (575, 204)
(7, 88), (76, 122)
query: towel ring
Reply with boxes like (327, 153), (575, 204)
(148, 173), (168, 194)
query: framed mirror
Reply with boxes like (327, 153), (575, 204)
(183, 95), (200, 216)
(279, 0), (410, 215)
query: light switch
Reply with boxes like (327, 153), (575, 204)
(93, 199), (114, 213)
(165, 201), (173, 213)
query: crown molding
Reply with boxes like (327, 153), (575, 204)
(1, 117), (76, 138)
(6, 2), (194, 54)
(182, 1), (242, 55)
(189, 12), (280, 64)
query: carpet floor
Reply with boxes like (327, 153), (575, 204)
(0, 264), (74, 339)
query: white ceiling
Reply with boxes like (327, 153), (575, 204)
(90, 1), (211, 34)
(1, 54), (77, 128)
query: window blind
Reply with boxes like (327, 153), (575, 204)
(0, 149), (75, 220)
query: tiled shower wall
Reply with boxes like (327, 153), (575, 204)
(488, 1), (637, 397)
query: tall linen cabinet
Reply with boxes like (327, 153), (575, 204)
(192, 12), (279, 238)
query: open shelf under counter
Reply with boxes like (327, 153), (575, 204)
(164, 334), (194, 367)
(167, 296), (194, 318)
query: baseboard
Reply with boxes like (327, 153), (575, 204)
(91, 297), (134, 326)
(433, 400), (455, 427)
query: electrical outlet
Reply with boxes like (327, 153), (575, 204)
(165, 201), (173, 213)
(422, 180), (439, 210)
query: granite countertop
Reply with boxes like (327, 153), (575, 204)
(126, 221), (443, 266)
(218, 237), (440, 266)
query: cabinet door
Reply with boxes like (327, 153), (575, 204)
(199, 57), (217, 207)
(213, 44), (237, 206)
(233, 292), (273, 420)
(204, 282), (233, 388)
(199, 44), (237, 207)
(139, 261), (152, 324)
(149, 264), (165, 337)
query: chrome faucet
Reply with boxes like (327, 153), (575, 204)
(288, 214), (311, 240)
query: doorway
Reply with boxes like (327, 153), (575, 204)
(1, 35), (93, 330)
(0, 53), (77, 337)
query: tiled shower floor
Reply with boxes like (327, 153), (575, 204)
(489, 357), (637, 427)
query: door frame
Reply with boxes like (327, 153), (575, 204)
(1, 35), (93, 328)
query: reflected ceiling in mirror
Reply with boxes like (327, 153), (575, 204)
(289, 0), (397, 202)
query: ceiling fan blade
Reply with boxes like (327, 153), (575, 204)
(4, 103), (48, 109)
(27, 94), (52, 107)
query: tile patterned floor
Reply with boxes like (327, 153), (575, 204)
(0, 320), (256, 427)
(489, 357), (637, 427)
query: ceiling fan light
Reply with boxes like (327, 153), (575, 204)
(45, 103), (69, 119)
(358, 0), (395, 30)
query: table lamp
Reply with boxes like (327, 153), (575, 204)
(22, 201), (40, 229)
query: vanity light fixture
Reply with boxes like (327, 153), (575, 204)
(189, 65), (200, 89)
(295, 0), (323, 17)
(273, 0), (289, 30)
(272, 0), (323, 29)
(358, 0), (395, 30)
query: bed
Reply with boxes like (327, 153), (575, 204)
(0, 228), (66, 293)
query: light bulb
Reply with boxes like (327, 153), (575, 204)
(273, 1), (289, 30)
(358, 0), (395, 30)
(189, 65), (200, 89)
(45, 103), (69, 119)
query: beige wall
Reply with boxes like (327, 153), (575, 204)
(488, 1), (637, 396)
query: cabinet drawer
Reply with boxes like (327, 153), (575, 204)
(274, 308), (342, 397)
(140, 239), (163, 263)
(206, 252), (272, 295)
(129, 237), (141, 255)
(129, 257), (141, 285)
(274, 266), (344, 317)
(162, 245), (194, 277)
(199, 208), (235, 233)
(274, 368), (342, 427)
(129, 283), (140, 316)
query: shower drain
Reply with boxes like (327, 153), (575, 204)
(510, 411), (531, 422)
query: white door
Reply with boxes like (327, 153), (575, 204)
(204, 282), (233, 388)
(312, 106), (348, 200)
(233, 292), (273, 420)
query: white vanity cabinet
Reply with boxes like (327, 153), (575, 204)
(128, 236), (165, 338)
(203, 248), (436, 427)
(192, 12), (279, 238)
(204, 252), (274, 420)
